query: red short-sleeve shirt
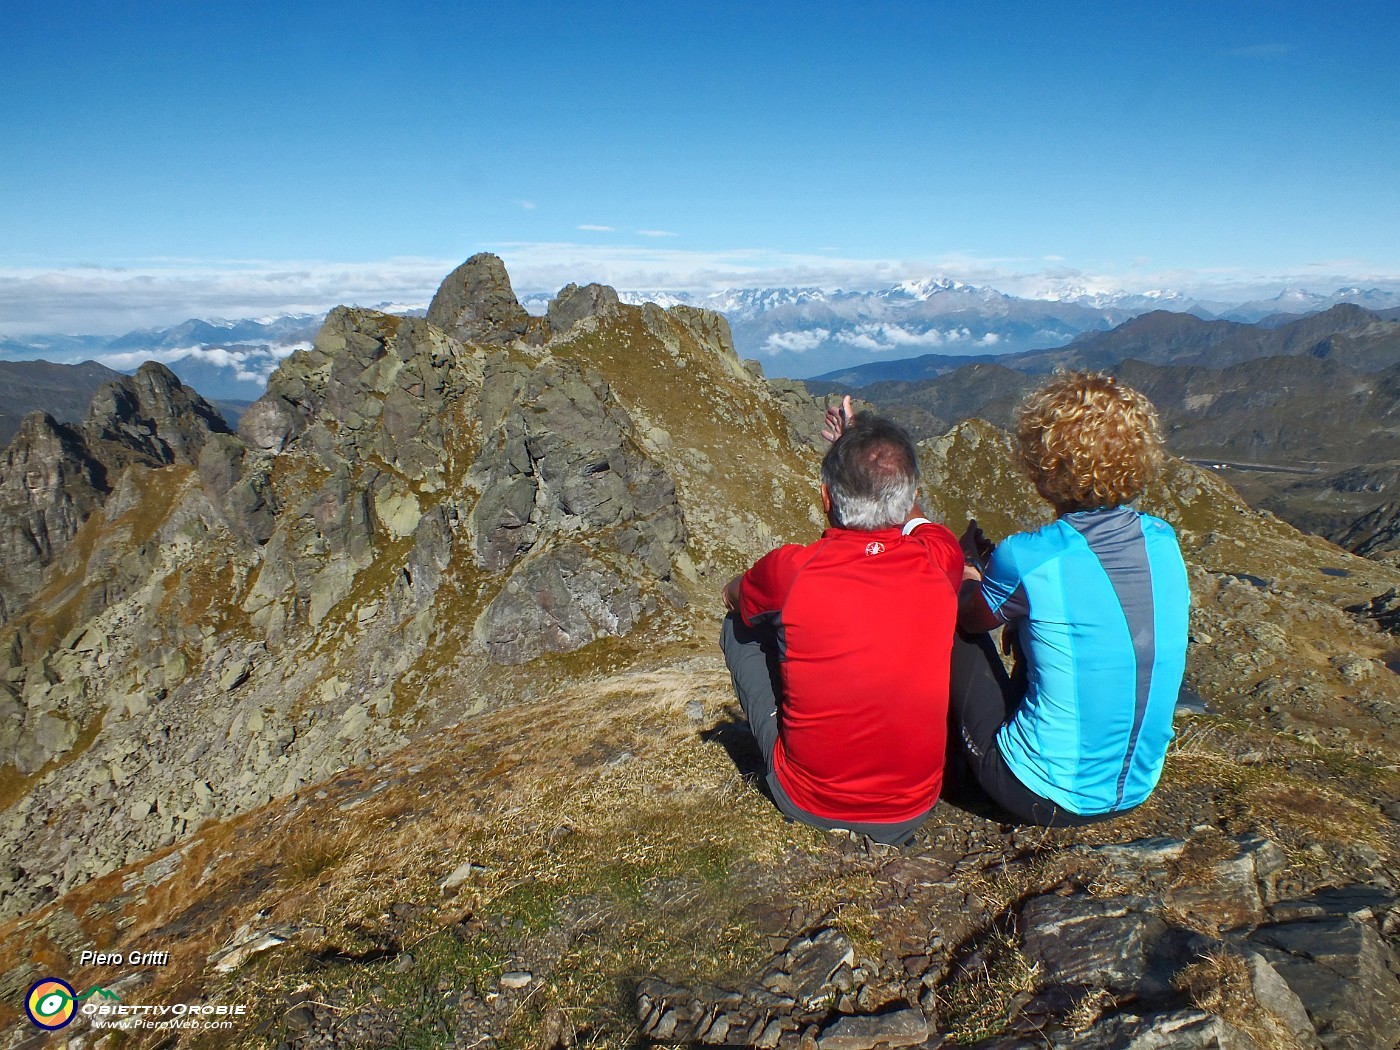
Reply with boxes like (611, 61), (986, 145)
(739, 520), (963, 823)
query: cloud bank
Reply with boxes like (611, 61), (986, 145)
(0, 258), (453, 336)
(95, 343), (311, 384)
(2, 245), (1397, 337)
(831, 324), (1001, 354)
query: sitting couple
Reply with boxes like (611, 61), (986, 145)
(721, 371), (1190, 844)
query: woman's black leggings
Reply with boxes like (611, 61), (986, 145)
(948, 630), (1127, 828)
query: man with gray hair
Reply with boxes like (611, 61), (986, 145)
(721, 404), (963, 845)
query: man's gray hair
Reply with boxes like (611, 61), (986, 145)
(820, 416), (920, 530)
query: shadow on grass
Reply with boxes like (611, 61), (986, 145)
(700, 716), (772, 800)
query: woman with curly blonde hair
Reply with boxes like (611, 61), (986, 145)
(949, 371), (1189, 826)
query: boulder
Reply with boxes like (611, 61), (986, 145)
(1019, 893), (1179, 1001)
(12, 711), (78, 774)
(1045, 1008), (1260, 1049)
(237, 395), (307, 453)
(1248, 915), (1400, 1050)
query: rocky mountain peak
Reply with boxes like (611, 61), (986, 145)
(0, 253), (823, 877)
(83, 360), (231, 469)
(426, 251), (537, 346)
(0, 362), (232, 625)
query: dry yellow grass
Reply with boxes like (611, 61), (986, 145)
(1174, 946), (1308, 1050)
(0, 659), (855, 1046)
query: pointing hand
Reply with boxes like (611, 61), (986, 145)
(822, 395), (855, 442)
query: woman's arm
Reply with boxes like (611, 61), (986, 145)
(957, 565), (1004, 634)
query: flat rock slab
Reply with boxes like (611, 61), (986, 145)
(784, 927), (857, 1005)
(817, 1004), (928, 1049)
(1019, 894), (1175, 999)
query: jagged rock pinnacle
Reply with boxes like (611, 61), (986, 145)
(84, 361), (231, 468)
(426, 253), (533, 346)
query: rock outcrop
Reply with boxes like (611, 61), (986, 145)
(0, 362), (230, 622)
(426, 252), (538, 346)
(0, 414), (105, 623)
(546, 280), (622, 337)
(467, 354), (685, 663)
(631, 832), (1400, 1049)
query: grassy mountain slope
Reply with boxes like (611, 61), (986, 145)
(2, 260), (1398, 1047)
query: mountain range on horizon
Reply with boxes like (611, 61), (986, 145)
(4, 278), (1400, 403)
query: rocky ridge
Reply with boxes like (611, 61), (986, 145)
(0, 254), (825, 923)
(0, 360), (127, 447)
(0, 257), (1398, 1048)
(838, 339), (1400, 566)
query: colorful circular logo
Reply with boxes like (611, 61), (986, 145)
(26, 978), (77, 1030)
(865, 541), (886, 556)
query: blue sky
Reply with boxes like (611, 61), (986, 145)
(3, 0), (1399, 333)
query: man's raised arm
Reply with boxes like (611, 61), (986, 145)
(821, 395), (854, 442)
(956, 520), (1003, 634)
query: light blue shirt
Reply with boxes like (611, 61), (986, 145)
(981, 506), (1190, 814)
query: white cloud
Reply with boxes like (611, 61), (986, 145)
(94, 342), (313, 384)
(0, 257), (456, 336)
(832, 323), (977, 352)
(636, 229), (678, 238)
(836, 332), (888, 352)
(577, 224), (615, 232)
(762, 329), (830, 353)
(1223, 42), (1295, 59)
(517, 200), (537, 210)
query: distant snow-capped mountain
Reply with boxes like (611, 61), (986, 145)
(700, 281), (1398, 376)
(103, 313), (323, 352)
(1223, 286), (1400, 323)
(521, 279), (1156, 374)
(5, 283), (1397, 403)
(1032, 284), (1201, 312)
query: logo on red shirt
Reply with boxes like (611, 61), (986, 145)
(865, 541), (886, 556)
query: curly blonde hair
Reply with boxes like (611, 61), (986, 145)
(1015, 371), (1165, 511)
